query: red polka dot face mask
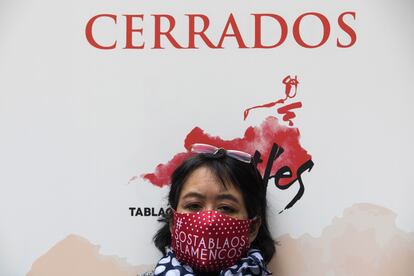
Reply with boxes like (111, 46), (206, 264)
(171, 209), (257, 272)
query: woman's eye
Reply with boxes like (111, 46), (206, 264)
(184, 204), (201, 211)
(218, 205), (236, 214)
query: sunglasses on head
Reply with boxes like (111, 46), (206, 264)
(190, 143), (252, 164)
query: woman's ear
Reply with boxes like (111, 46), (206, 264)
(248, 217), (261, 244)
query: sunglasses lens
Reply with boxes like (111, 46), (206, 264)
(191, 143), (218, 154)
(227, 150), (252, 163)
(190, 143), (252, 163)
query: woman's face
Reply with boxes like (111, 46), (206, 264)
(176, 166), (248, 219)
(174, 166), (260, 243)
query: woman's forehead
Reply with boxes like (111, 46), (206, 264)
(179, 166), (242, 199)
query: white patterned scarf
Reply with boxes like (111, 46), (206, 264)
(152, 247), (271, 276)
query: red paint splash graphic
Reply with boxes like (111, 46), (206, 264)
(139, 75), (313, 212)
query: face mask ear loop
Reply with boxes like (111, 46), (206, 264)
(248, 216), (261, 247)
(167, 208), (177, 225)
(249, 215), (260, 224)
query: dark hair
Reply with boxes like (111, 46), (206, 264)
(153, 150), (276, 264)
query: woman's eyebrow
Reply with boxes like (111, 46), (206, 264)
(216, 194), (240, 204)
(181, 192), (205, 200)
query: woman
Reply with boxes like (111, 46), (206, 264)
(151, 143), (276, 275)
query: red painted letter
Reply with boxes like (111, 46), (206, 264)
(152, 14), (184, 49)
(293, 12), (330, 48)
(337, 12), (357, 48)
(85, 14), (117, 50)
(186, 14), (217, 49)
(217, 13), (248, 49)
(123, 14), (145, 49)
(253, 14), (288, 48)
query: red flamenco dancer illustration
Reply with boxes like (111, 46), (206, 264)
(135, 75), (314, 213)
(244, 75), (301, 126)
